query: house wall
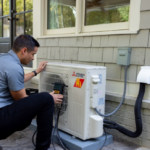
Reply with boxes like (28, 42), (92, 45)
(33, 0), (150, 148)
(24, 68), (39, 89)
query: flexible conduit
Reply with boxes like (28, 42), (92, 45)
(95, 66), (128, 117)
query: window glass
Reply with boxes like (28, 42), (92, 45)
(16, 14), (24, 36)
(25, 0), (33, 11)
(3, 17), (9, 37)
(0, 19), (2, 37)
(16, 0), (24, 13)
(47, 0), (76, 29)
(3, 0), (9, 16)
(25, 12), (33, 35)
(0, 0), (2, 16)
(85, 0), (130, 26)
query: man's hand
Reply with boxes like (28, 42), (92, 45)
(50, 91), (63, 104)
(36, 61), (48, 74)
(24, 61), (48, 82)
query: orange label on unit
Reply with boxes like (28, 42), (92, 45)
(74, 78), (84, 88)
(54, 90), (60, 94)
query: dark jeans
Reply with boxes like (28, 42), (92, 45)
(0, 92), (54, 150)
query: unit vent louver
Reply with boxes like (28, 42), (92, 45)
(40, 72), (68, 116)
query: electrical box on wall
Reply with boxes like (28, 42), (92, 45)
(117, 47), (132, 66)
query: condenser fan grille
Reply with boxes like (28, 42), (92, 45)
(40, 72), (68, 116)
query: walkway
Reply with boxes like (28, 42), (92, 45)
(0, 128), (149, 150)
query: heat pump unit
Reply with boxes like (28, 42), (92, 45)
(39, 62), (106, 140)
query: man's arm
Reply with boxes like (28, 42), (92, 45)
(10, 88), (63, 103)
(10, 88), (27, 101)
(24, 70), (40, 82)
(24, 61), (48, 82)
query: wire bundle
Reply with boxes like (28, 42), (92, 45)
(51, 107), (68, 150)
(32, 107), (68, 150)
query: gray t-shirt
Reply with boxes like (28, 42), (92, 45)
(0, 50), (24, 108)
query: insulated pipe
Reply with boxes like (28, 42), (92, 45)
(104, 83), (145, 138)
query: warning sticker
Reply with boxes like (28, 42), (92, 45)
(99, 74), (102, 84)
(98, 98), (104, 105)
(74, 78), (84, 88)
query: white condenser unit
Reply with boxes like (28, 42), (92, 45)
(39, 62), (106, 140)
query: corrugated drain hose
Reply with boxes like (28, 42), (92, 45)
(103, 83), (145, 138)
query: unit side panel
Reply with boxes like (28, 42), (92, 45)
(86, 68), (106, 139)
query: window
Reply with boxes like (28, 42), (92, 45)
(0, 0), (10, 37)
(41, 0), (140, 36)
(0, 0), (33, 37)
(45, 0), (76, 34)
(15, 0), (33, 36)
(83, 0), (130, 32)
(85, 0), (130, 26)
(47, 0), (76, 29)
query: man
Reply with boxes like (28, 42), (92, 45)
(0, 34), (63, 150)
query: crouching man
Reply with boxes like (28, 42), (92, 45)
(0, 34), (62, 150)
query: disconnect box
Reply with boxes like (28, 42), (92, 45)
(117, 47), (132, 66)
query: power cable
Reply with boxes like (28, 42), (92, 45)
(55, 108), (68, 150)
(99, 128), (107, 150)
(32, 129), (37, 147)
(51, 108), (58, 150)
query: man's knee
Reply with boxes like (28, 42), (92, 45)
(39, 92), (54, 107)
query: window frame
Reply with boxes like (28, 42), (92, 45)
(34, 0), (141, 37)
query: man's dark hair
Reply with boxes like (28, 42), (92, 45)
(12, 34), (40, 53)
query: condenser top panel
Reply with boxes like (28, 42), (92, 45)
(46, 62), (106, 70)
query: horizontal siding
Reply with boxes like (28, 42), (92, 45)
(140, 11), (150, 29)
(37, 29), (150, 83)
(140, 0), (150, 11)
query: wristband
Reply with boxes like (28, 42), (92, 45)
(32, 70), (37, 76)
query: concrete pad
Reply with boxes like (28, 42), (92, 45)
(52, 129), (113, 150)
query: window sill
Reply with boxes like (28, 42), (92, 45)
(37, 30), (139, 39)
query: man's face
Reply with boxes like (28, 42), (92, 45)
(22, 47), (38, 65)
